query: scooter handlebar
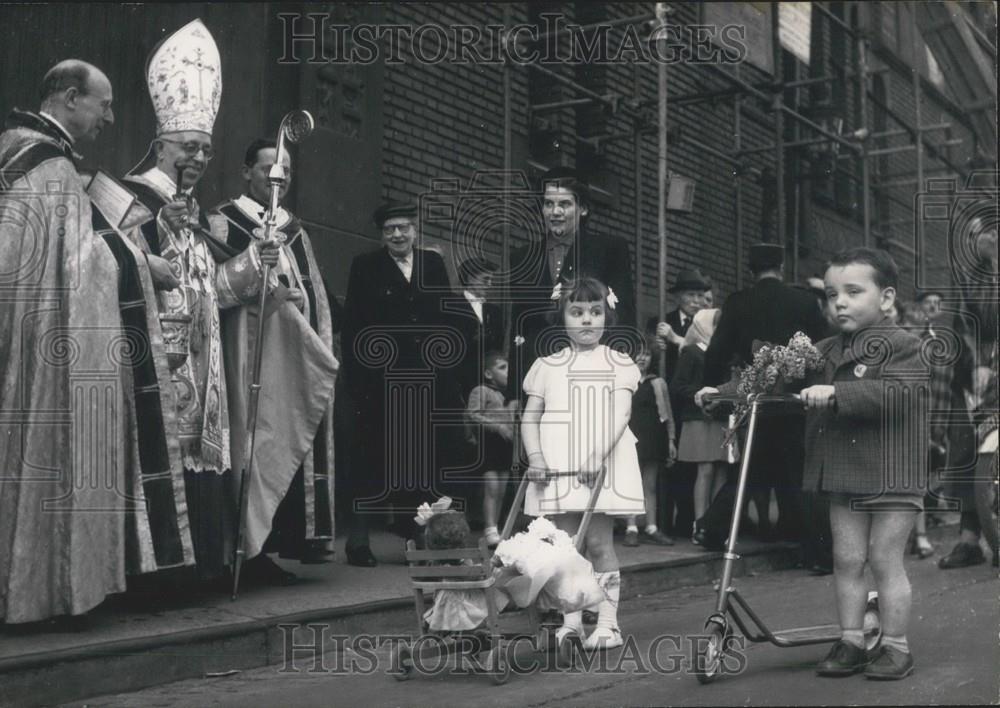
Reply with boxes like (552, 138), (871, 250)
(702, 392), (808, 405)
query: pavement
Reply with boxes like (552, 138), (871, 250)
(63, 524), (999, 708)
(0, 521), (806, 708)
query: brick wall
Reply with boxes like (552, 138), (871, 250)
(374, 2), (975, 318)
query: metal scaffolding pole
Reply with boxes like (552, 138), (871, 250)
(501, 6), (513, 349)
(866, 90), (967, 176)
(734, 67), (744, 290)
(910, 2), (924, 280)
(633, 64), (644, 321)
(791, 56), (801, 282)
(530, 62), (641, 120)
(772, 3), (786, 249)
(858, 28), (872, 246)
(656, 2), (669, 376)
(524, 12), (654, 45)
(910, 0), (926, 260)
(704, 60), (863, 155)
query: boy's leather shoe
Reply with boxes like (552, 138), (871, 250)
(816, 640), (871, 676)
(864, 645), (914, 680)
(937, 542), (985, 569)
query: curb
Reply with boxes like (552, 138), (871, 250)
(0, 542), (801, 707)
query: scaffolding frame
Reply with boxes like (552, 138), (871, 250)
(497, 1), (982, 328)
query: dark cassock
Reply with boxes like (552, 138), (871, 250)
(506, 225), (636, 404)
(211, 194), (338, 563)
(87, 174), (196, 578)
(0, 109), (126, 622)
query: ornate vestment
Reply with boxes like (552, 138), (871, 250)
(123, 168), (260, 577)
(211, 195), (338, 559)
(0, 110), (126, 621)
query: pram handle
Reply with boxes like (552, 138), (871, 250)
(498, 466), (608, 554)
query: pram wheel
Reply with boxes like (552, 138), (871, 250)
(486, 640), (511, 685)
(695, 617), (730, 684)
(391, 644), (414, 681)
(863, 591), (882, 651)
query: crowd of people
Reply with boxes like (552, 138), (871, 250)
(2, 17), (997, 682)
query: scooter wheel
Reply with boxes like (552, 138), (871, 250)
(695, 619), (728, 684)
(486, 640), (511, 685)
(391, 644), (414, 681)
(863, 591), (882, 651)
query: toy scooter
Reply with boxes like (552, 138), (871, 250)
(695, 393), (881, 684)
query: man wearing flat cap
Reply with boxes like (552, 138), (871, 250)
(506, 167), (636, 403)
(339, 200), (464, 566)
(699, 242), (827, 547)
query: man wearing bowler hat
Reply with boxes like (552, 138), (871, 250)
(646, 267), (710, 537)
(339, 200), (464, 566)
(700, 243), (828, 548)
(649, 267), (712, 382)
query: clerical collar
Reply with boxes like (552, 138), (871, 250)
(143, 165), (193, 197)
(38, 111), (75, 145)
(234, 193), (290, 228)
(6, 109), (80, 161)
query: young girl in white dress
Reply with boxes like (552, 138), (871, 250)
(520, 277), (644, 650)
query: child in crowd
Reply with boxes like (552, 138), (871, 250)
(465, 351), (518, 546)
(671, 308), (729, 544)
(624, 338), (677, 547)
(699, 247), (928, 680)
(521, 277), (644, 650)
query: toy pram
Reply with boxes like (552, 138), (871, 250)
(391, 467), (607, 684)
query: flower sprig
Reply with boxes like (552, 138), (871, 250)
(724, 331), (824, 447)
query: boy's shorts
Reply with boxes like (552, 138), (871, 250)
(822, 491), (925, 511)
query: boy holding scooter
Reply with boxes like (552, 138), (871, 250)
(698, 247), (929, 680)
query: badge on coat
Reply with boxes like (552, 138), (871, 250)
(854, 364), (867, 378)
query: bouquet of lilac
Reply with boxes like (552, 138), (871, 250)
(723, 331), (825, 447)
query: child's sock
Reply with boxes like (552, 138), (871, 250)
(626, 523), (639, 534)
(880, 634), (910, 654)
(584, 571), (623, 649)
(644, 524), (658, 535)
(555, 610), (584, 642)
(841, 629), (865, 649)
